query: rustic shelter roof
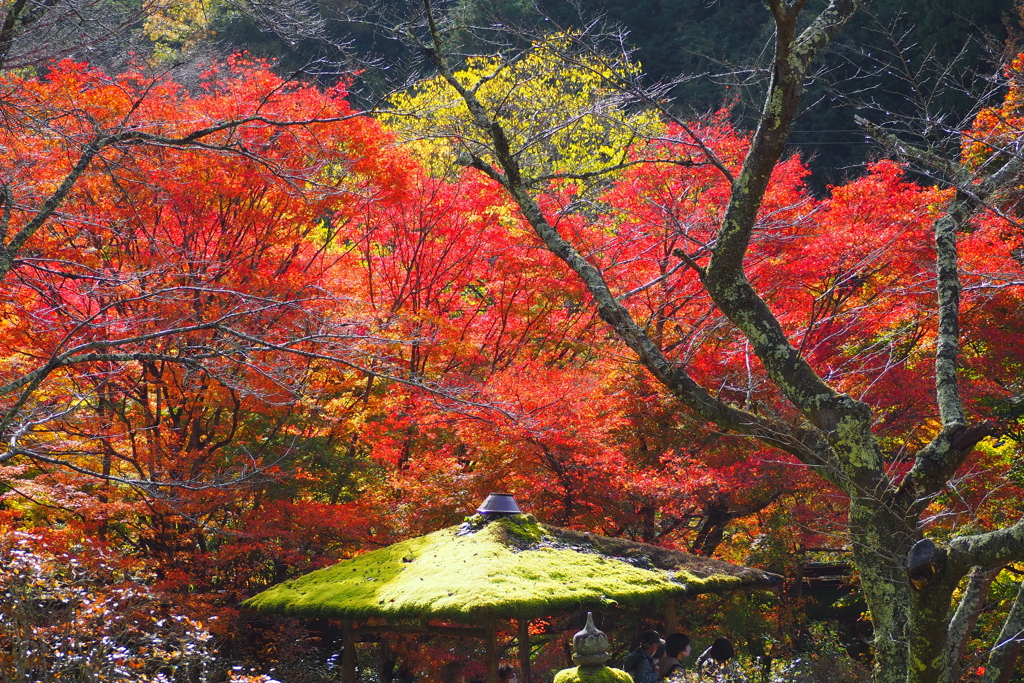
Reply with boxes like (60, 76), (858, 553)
(243, 513), (780, 622)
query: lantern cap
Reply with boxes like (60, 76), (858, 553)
(572, 612), (610, 667)
(477, 492), (523, 516)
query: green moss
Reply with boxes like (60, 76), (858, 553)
(500, 513), (545, 546)
(460, 514), (544, 548)
(244, 516), (776, 622)
(553, 666), (633, 683)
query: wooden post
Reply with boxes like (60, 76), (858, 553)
(664, 598), (677, 635)
(380, 638), (392, 683)
(485, 619), (499, 683)
(343, 619), (356, 683)
(517, 618), (531, 683)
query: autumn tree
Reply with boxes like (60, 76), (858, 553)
(853, 48), (1024, 682)
(367, 16), (909, 566)
(0, 53), (450, 644)
(0, 0), (418, 668)
(375, 0), (1024, 680)
(357, 55), (813, 555)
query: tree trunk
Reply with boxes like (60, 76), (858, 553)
(981, 580), (1024, 683)
(849, 497), (915, 682)
(943, 566), (1000, 683)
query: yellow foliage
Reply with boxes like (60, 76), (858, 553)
(963, 53), (1024, 170)
(384, 32), (661, 179)
(143, 0), (219, 62)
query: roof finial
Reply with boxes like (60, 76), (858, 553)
(476, 492), (523, 517)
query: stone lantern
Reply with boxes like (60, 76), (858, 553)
(554, 613), (633, 683)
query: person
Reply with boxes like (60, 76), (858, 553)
(696, 637), (740, 680)
(700, 637), (734, 665)
(499, 665), (518, 683)
(658, 633), (691, 678)
(441, 661), (466, 683)
(622, 629), (663, 683)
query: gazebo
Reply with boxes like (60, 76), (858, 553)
(244, 495), (781, 683)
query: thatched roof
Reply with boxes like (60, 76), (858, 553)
(244, 514), (780, 622)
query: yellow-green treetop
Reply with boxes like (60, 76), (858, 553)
(384, 32), (661, 180)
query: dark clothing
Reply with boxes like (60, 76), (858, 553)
(659, 656), (682, 679)
(623, 648), (659, 683)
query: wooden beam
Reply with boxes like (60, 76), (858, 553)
(664, 598), (677, 635)
(518, 618), (531, 683)
(343, 619), (356, 683)
(353, 624), (488, 638)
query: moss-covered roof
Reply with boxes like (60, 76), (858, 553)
(243, 514), (780, 622)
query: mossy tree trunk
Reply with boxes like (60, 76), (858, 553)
(411, 0), (1024, 680)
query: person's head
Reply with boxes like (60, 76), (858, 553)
(709, 637), (734, 663)
(499, 665), (517, 683)
(640, 629), (663, 654)
(441, 661), (466, 683)
(665, 633), (691, 658)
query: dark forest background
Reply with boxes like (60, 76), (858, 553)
(210, 0), (1018, 191)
